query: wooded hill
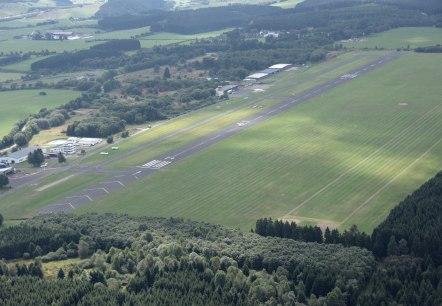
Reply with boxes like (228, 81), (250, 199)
(0, 214), (375, 305)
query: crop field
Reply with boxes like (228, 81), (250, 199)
(75, 52), (442, 232)
(138, 29), (233, 48)
(0, 89), (80, 136)
(0, 72), (24, 82)
(0, 38), (98, 54)
(343, 27), (442, 50)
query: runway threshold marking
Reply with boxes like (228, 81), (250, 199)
(138, 160), (171, 169)
(86, 187), (109, 194)
(102, 180), (125, 187)
(66, 195), (93, 202)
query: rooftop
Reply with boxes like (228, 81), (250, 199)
(246, 73), (268, 79)
(269, 64), (292, 69)
(6, 147), (41, 159)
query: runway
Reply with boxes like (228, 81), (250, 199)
(36, 51), (403, 214)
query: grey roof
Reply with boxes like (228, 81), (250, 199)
(46, 30), (73, 35)
(260, 68), (280, 74)
(6, 147), (41, 159)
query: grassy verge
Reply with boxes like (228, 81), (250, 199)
(0, 173), (109, 219)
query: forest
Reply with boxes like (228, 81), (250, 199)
(0, 213), (375, 305)
(1, 168), (442, 305)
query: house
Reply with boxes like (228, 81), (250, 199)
(0, 147), (42, 165)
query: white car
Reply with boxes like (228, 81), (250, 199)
(40, 163), (48, 168)
(100, 152), (109, 155)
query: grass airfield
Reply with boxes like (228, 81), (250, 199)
(2, 50), (442, 234)
(73, 52), (442, 232)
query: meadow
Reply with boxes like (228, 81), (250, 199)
(0, 89), (80, 136)
(75, 52), (442, 232)
(343, 27), (442, 50)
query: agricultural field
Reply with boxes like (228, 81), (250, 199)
(75, 52), (442, 232)
(0, 89), (80, 136)
(343, 27), (442, 50)
(0, 72), (24, 82)
(138, 29), (233, 48)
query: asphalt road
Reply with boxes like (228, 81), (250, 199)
(37, 51), (402, 214)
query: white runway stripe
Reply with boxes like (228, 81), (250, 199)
(139, 160), (171, 169)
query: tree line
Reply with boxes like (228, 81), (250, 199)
(254, 218), (372, 249)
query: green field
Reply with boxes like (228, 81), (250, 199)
(0, 173), (109, 220)
(138, 29), (233, 48)
(343, 27), (442, 50)
(75, 52), (442, 232)
(0, 89), (80, 136)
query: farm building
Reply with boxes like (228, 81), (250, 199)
(45, 30), (73, 40)
(0, 147), (42, 165)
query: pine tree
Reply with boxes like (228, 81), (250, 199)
(163, 67), (171, 79)
(324, 227), (331, 243)
(58, 152), (66, 163)
(387, 236), (399, 256)
(58, 268), (65, 279)
(0, 174), (8, 188)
